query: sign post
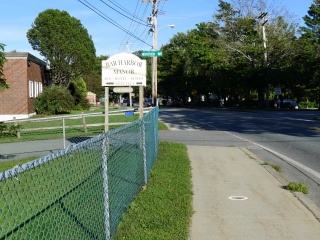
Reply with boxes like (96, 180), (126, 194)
(102, 52), (147, 131)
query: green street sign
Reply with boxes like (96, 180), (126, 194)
(141, 50), (163, 58)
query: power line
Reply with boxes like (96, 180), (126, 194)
(130, 2), (151, 49)
(119, 0), (150, 52)
(106, 0), (147, 24)
(99, 0), (148, 26)
(78, 0), (152, 47)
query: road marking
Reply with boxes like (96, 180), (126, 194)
(161, 111), (320, 180)
(228, 196), (248, 200)
(225, 131), (320, 180)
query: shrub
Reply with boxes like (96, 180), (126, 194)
(69, 77), (91, 111)
(0, 124), (22, 137)
(36, 85), (75, 115)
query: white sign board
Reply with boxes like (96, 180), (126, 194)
(113, 87), (133, 93)
(102, 52), (146, 86)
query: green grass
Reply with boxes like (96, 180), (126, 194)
(114, 141), (193, 240)
(0, 114), (141, 143)
(285, 182), (309, 194)
(0, 149), (107, 239)
(158, 121), (168, 130)
(0, 141), (192, 239)
(0, 156), (40, 172)
(262, 162), (281, 172)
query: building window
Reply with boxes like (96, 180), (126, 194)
(29, 80), (34, 98)
(35, 82), (39, 97)
(39, 82), (43, 94)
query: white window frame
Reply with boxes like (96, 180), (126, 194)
(29, 80), (34, 98)
(35, 82), (39, 97)
(39, 82), (43, 94)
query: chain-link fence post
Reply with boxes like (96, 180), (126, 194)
(102, 135), (111, 240)
(62, 117), (66, 149)
(141, 119), (147, 185)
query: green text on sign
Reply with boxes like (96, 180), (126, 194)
(141, 51), (163, 58)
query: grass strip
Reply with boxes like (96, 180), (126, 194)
(114, 141), (193, 240)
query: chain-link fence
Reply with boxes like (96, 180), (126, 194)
(0, 107), (158, 239)
(0, 109), (144, 144)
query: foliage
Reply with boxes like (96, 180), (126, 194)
(285, 182), (309, 194)
(157, 0), (316, 108)
(0, 124), (22, 137)
(35, 85), (75, 115)
(298, 0), (320, 108)
(0, 43), (9, 92)
(27, 9), (96, 87)
(83, 55), (108, 98)
(68, 76), (90, 110)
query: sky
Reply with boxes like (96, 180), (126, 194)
(0, 0), (315, 60)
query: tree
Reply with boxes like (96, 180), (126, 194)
(83, 55), (108, 99)
(213, 0), (299, 107)
(27, 9), (96, 87)
(300, 0), (320, 43)
(35, 85), (74, 115)
(299, 0), (320, 108)
(69, 76), (90, 110)
(0, 43), (9, 92)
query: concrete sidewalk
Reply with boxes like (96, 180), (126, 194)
(187, 146), (320, 240)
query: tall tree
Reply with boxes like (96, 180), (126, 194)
(214, 0), (299, 107)
(27, 9), (96, 87)
(300, 0), (320, 43)
(83, 55), (108, 98)
(299, 0), (320, 107)
(0, 43), (9, 91)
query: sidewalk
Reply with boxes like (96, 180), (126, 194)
(187, 146), (320, 240)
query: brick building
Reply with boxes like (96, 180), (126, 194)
(0, 52), (47, 121)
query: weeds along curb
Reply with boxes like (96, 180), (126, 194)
(241, 148), (320, 223)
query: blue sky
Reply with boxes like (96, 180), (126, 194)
(0, 0), (314, 60)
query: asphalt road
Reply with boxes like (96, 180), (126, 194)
(1, 107), (320, 207)
(158, 107), (320, 208)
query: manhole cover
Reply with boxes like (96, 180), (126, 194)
(228, 196), (248, 200)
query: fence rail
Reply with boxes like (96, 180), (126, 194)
(0, 109), (152, 160)
(0, 107), (159, 239)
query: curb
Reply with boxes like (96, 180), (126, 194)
(241, 148), (320, 223)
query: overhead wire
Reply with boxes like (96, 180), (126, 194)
(77, 0), (152, 48)
(126, 1), (153, 52)
(118, 0), (149, 52)
(99, 0), (148, 26)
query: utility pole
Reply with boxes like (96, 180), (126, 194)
(258, 12), (268, 108)
(143, 0), (165, 106)
(121, 41), (134, 53)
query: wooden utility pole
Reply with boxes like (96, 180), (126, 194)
(143, 0), (165, 106)
(258, 12), (268, 107)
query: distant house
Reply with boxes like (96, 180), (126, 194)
(86, 91), (96, 105)
(0, 52), (47, 121)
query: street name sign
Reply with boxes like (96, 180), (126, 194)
(141, 50), (163, 58)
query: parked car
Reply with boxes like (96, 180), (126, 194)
(126, 99), (138, 107)
(167, 98), (183, 107)
(146, 98), (153, 107)
(277, 99), (300, 109)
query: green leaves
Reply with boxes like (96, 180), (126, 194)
(0, 43), (9, 92)
(35, 85), (75, 115)
(27, 9), (96, 87)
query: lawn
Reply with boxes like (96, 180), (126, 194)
(114, 141), (193, 239)
(0, 141), (193, 240)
